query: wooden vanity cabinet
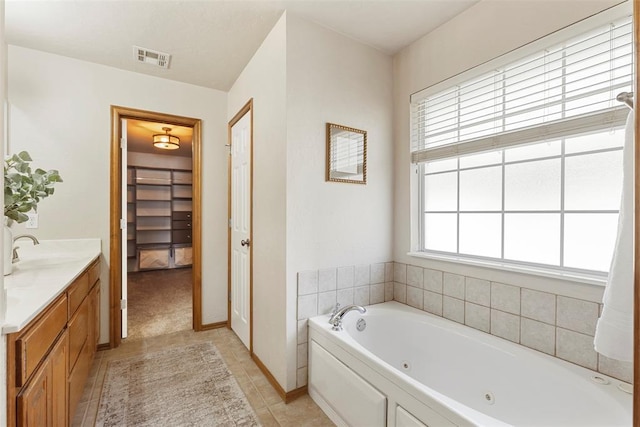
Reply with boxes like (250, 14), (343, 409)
(7, 259), (101, 427)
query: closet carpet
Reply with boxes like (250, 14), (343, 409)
(126, 268), (192, 340)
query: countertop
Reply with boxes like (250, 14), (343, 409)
(2, 238), (101, 334)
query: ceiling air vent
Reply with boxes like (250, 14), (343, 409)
(133, 46), (171, 69)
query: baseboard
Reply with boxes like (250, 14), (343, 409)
(251, 353), (308, 403)
(200, 321), (228, 331)
(97, 343), (111, 351)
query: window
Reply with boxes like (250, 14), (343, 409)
(411, 15), (632, 276)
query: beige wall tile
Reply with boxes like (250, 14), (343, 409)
(297, 319), (308, 344)
(394, 282), (407, 303)
(370, 263), (385, 284)
(443, 273), (465, 299)
(297, 343), (308, 368)
(297, 294), (318, 320)
(337, 265), (355, 289)
(296, 367), (308, 388)
(556, 328), (597, 370)
(318, 268), (337, 292)
(491, 282), (520, 315)
(337, 288), (354, 307)
(465, 277), (490, 307)
(355, 264), (370, 287)
(407, 265), (423, 287)
(521, 288), (556, 324)
(298, 270), (319, 296)
(424, 290), (443, 316)
(370, 283), (385, 304)
(317, 291), (337, 315)
(443, 296), (464, 324)
(385, 262), (394, 282)
(384, 282), (395, 301)
(521, 317), (555, 355)
(424, 268), (443, 293)
(354, 286), (370, 306)
(407, 286), (424, 310)
(598, 354), (633, 383)
(556, 296), (598, 336)
(465, 302), (490, 333)
(394, 263), (407, 284)
(491, 309), (520, 343)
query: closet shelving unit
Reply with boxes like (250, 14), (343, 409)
(127, 167), (193, 272)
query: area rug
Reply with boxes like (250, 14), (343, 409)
(95, 342), (260, 426)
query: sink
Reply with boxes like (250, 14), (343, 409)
(15, 255), (80, 270)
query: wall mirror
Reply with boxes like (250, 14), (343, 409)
(326, 122), (367, 184)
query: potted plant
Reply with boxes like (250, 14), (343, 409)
(4, 151), (63, 274)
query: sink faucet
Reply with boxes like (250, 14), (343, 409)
(328, 303), (366, 331)
(12, 234), (40, 263)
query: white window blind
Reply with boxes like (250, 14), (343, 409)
(411, 17), (632, 164)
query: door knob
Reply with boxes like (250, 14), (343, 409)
(241, 239), (251, 247)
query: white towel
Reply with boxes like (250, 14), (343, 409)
(594, 110), (634, 362)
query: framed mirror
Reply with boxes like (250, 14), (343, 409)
(326, 123), (367, 184)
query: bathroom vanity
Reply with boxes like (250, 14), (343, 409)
(3, 239), (101, 426)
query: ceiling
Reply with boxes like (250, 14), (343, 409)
(127, 119), (193, 157)
(5, 0), (478, 92)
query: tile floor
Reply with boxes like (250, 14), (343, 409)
(72, 327), (335, 426)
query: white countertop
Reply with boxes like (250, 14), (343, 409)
(2, 238), (101, 334)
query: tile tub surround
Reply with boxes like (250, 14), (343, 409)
(296, 262), (394, 388)
(390, 262), (633, 384)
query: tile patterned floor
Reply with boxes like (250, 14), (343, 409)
(72, 327), (335, 426)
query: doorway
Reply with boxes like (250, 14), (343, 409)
(110, 106), (203, 348)
(228, 100), (253, 351)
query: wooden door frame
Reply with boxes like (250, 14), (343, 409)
(227, 99), (254, 353)
(109, 105), (203, 348)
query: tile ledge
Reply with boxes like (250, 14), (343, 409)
(407, 251), (606, 287)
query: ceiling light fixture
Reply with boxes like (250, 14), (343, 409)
(153, 127), (180, 150)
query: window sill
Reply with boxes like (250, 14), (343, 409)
(407, 251), (607, 287)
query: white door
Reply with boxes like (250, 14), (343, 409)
(120, 118), (128, 338)
(230, 110), (252, 349)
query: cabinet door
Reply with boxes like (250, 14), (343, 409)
(51, 331), (68, 427)
(17, 358), (52, 426)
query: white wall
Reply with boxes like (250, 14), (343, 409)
(393, 0), (625, 301)
(227, 14), (289, 387)
(285, 15), (393, 390)
(227, 12), (394, 391)
(0, 1), (7, 423)
(8, 46), (229, 341)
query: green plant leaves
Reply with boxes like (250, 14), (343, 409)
(4, 151), (63, 223)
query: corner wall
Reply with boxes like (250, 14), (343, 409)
(285, 15), (394, 390)
(7, 46), (229, 341)
(227, 14), (289, 387)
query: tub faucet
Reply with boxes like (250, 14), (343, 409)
(328, 304), (366, 331)
(12, 234), (40, 263)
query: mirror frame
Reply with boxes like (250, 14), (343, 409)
(326, 122), (367, 184)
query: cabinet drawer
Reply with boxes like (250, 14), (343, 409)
(15, 295), (67, 387)
(172, 220), (192, 230)
(67, 272), (89, 317)
(172, 230), (192, 243)
(68, 298), (89, 372)
(173, 211), (192, 221)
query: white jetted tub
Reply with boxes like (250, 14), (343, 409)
(308, 301), (632, 427)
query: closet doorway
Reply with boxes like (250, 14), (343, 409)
(110, 106), (203, 348)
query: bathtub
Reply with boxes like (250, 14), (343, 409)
(308, 301), (632, 427)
